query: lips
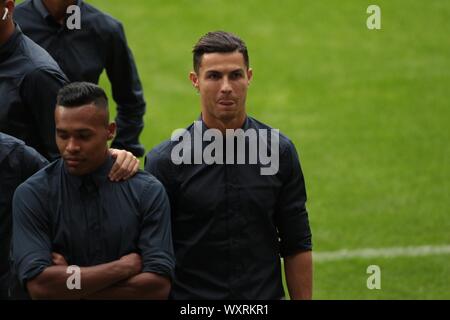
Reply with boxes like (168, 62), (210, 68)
(217, 99), (236, 106)
(64, 158), (83, 167)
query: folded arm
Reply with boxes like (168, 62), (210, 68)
(27, 253), (141, 300)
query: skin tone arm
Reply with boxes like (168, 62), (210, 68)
(84, 272), (171, 300)
(27, 253), (142, 300)
(108, 148), (140, 181)
(41, 253), (171, 300)
(284, 250), (313, 300)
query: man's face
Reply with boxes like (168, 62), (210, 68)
(190, 51), (253, 124)
(55, 104), (115, 176)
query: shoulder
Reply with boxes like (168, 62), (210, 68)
(14, 0), (34, 16)
(127, 170), (165, 191)
(18, 36), (66, 79)
(146, 140), (175, 163)
(0, 133), (25, 164)
(14, 160), (59, 201)
(81, 2), (124, 35)
(0, 133), (47, 169)
(247, 116), (296, 154)
(124, 170), (169, 209)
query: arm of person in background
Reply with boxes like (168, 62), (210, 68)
(20, 68), (67, 161)
(275, 141), (313, 300)
(108, 148), (140, 181)
(84, 179), (175, 300)
(106, 22), (146, 157)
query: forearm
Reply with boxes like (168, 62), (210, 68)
(284, 250), (313, 300)
(85, 272), (171, 300)
(27, 260), (133, 300)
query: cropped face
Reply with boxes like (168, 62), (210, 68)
(55, 104), (115, 176)
(190, 51), (253, 124)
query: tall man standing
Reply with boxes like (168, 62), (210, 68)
(15, 0), (147, 157)
(145, 31), (313, 300)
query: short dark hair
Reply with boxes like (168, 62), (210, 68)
(192, 31), (249, 73)
(57, 82), (109, 122)
(57, 82), (108, 109)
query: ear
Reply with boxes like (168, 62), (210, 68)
(107, 122), (116, 141)
(5, 0), (15, 15)
(189, 71), (199, 90)
(247, 68), (253, 84)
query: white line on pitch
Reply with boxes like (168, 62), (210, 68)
(313, 245), (450, 262)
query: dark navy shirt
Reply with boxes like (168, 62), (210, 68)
(0, 25), (68, 160)
(12, 156), (175, 292)
(145, 116), (312, 300)
(0, 133), (48, 298)
(15, 0), (147, 157)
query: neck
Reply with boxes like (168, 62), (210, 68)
(0, 21), (15, 46)
(42, 0), (76, 24)
(202, 113), (247, 134)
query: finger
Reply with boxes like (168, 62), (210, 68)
(109, 148), (118, 158)
(123, 157), (140, 181)
(126, 157), (139, 177)
(113, 155), (133, 181)
(109, 152), (127, 180)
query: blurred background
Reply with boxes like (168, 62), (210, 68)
(16, 0), (450, 299)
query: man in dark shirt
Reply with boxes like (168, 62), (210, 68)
(0, 132), (140, 300)
(12, 82), (174, 299)
(145, 31), (313, 300)
(0, 132), (47, 299)
(0, 0), (67, 160)
(15, 0), (147, 157)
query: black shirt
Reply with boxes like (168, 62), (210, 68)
(15, 0), (147, 157)
(0, 133), (48, 299)
(12, 156), (175, 293)
(145, 116), (312, 300)
(0, 25), (68, 160)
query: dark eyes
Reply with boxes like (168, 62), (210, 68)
(57, 133), (92, 140)
(207, 73), (220, 80)
(206, 72), (243, 80)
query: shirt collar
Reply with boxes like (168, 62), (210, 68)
(33, 0), (83, 21)
(196, 114), (252, 132)
(63, 154), (114, 190)
(0, 23), (22, 62)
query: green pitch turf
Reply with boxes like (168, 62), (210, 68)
(17, 0), (450, 299)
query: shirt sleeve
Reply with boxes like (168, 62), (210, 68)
(275, 142), (312, 257)
(20, 68), (66, 161)
(138, 179), (175, 280)
(12, 182), (52, 287)
(106, 22), (146, 157)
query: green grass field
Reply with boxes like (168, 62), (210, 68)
(21, 0), (450, 299)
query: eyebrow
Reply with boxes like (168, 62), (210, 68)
(205, 68), (244, 75)
(56, 128), (94, 133)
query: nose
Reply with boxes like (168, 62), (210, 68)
(66, 137), (80, 153)
(220, 77), (232, 94)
